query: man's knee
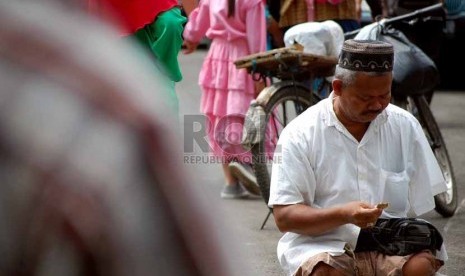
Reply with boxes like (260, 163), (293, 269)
(310, 262), (345, 276)
(403, 251), (442, 276)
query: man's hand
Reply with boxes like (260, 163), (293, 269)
(182, 0), (197, 17)
(182, 40), (198, 55)
(343, 201), (383, 229)
(267, 16), (284, 48)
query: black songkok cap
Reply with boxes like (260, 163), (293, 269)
(338, 39), (394, 72)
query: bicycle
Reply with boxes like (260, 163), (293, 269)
(235, 46), (337, 228)
(235, 3), (457, 229)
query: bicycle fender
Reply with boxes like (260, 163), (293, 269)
(242, 100), (267, 151)
(241, 83), (292, 150)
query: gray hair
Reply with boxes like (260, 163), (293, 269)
(334, 65), (392, 88)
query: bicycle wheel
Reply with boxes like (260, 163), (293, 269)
(251, 81), (322, 206)
(410, 95), (458, 217)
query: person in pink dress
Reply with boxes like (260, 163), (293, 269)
(183, 0), (268, 199)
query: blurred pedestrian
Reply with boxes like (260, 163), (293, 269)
(312, 0), (363, 32)
(270, 0), (363, 35)
(278, 0), (309, 31)
(88, 0), (187, 114)
(266, 3), (285, 49)
(183, 0), (270, 199)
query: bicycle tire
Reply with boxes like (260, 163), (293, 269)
(251, 82), (321, 206)
(411, 95), (458, 217)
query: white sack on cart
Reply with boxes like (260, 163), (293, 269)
(284, 20), (344, 58)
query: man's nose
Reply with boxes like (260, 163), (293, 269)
(368, 101), (383, 111)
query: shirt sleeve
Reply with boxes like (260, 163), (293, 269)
(268, 127), (316, 208)
(408, 120), (447, 215)
(183, 1), (210, 43)
(245, 2), (267, 54)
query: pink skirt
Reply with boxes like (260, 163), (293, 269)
(199, 38), (255, 116)
(199, 38), (276, 163)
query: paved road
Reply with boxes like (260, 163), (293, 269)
(177, 50), (465, 276)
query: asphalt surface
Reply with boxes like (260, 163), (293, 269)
(177, 50), (465, 276)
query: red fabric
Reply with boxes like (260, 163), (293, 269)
(88, 0), (178, 35)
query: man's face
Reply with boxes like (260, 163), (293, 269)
(335, 72), (392, 124)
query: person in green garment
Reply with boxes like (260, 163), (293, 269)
(88, 0), (187, 115)
(132, 7), (187, 115)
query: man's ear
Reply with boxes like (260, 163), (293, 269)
(332, 79), (342, 97)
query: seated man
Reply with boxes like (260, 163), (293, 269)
(268, 39), (447, 275)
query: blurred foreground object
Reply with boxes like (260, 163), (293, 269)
(0, 0), (240, 275)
